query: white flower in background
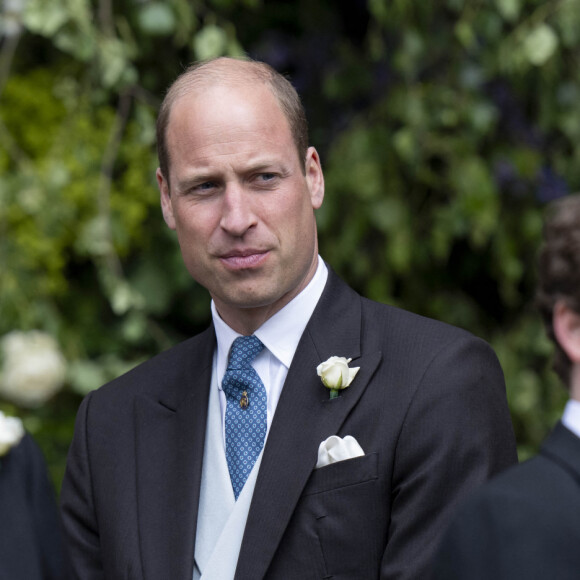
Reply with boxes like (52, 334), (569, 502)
(0, 410), (25, 456)
(1, 0), (26, 37)
(0, 330), (67, 408)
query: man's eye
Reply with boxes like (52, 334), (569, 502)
(257, 173), (277, 183)
(195, 181), (217, 191)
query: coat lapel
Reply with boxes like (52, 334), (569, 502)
(134, 328), (215, 580)
(235, 271), (382, 579)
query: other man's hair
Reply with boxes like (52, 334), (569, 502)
(536, 194), (580, 385)
(156, 57), (309, 186)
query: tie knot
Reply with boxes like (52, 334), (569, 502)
(227, 335), (264, 370)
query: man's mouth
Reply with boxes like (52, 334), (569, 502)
(219, 250), (270, 269)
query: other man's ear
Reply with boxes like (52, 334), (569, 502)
(553, 300), (580, 364)
(157, 168), (176, 230)
(304, 147), (324, 209)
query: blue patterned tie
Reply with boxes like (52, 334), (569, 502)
(222, 335), (267, 499)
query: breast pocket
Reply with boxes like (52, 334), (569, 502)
(300, 453), (383, 579)
(303, 452), (379, 496)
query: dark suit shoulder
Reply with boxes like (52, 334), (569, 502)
(360, 295), (475, 344)
(474, 423), (580, 516)
(0, 434), (70, 580)
(313, 266), (481, 361)
(462, 453), (580, 521)
(1, 433), (40, 490)
(358, 295), (495, 382)
(434, 425), (580, 579)
(322, 268), (505, 412)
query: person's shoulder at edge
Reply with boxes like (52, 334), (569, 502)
(433, 423), (580, 579)
(456, 422), (580, 514)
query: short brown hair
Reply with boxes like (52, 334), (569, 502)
(156, 57), (309, 185)
(536, 195), (580, 385)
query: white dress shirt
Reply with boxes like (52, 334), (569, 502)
(561, 398), (580, 439)
(211, 256), (328, 446)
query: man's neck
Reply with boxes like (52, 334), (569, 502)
(213, 259), (321, 335)
(216, 305), (283, 336)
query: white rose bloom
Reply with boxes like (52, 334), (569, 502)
(316, 356), (360, 390)
(0, 330), (67, 407)
(0, 410), (25, 456)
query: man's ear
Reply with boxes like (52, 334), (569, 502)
(157, 168), (176, 230)
(304, 146), (324, 209)
(553, 301), (580, 364)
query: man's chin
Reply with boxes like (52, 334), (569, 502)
(221, 293), (281, 311)
(213, 286), (291, 317)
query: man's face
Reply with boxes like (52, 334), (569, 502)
(157, 81), (324, 331)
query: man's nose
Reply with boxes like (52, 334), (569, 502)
(219, 185), (257, 236)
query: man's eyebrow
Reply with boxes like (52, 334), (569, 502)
(245, 160), (277, 169)
(244, 160), (290, 175)
(174, 173), (217, 191)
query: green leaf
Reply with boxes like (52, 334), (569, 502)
(98, 37), (133, 88)
(68, 359), (107, 395)
(556, 0), (580, 47)
(193, 24), (229, 60)
(495, 0), (521, 22)
(22, 0), (69, 36)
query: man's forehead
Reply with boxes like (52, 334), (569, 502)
(165, 89), (297, 174)
(169, 81), (270, 125)
(176, 58), (267, 90)
(173, 76), (273, 108)
(167, 81), (289, 137)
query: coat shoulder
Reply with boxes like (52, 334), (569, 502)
(436, 446), (580, 575)
(477, 424), (580, 515)
(360, 295), (483, 353)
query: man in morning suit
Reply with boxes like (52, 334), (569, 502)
(433, 194), (580, 580)
(60, 57), (517, 579)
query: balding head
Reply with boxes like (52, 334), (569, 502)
(156, 57), (309, 184)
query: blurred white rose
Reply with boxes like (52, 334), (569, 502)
(0, 330), (67, 407)
(1, 0), (26, 37)
(0, 410), (25, 456)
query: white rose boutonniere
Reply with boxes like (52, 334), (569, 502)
(0, 410), (25, 458)
(317, 356), (360, 399)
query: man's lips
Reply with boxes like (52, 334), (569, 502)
(218, 250), (270, 269)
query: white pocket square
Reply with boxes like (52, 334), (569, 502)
(315, 435), (364, 469)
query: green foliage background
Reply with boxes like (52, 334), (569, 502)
(1, 0), (576, 490)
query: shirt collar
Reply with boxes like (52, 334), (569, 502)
(212, 256), (328, 375)
(562, 399), (580, 439)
